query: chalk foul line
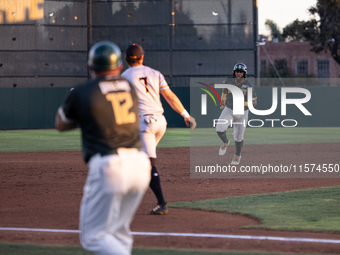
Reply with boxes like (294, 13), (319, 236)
(0, 227), (340, 244)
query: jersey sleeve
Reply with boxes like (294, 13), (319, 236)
(158, 72), (169, 91)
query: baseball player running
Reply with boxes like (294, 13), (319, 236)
(216, 63), (257, 165)
(55, 41), (151, 255)
(122, 44), (196, 215)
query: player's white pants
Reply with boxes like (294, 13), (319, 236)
(80, 149), (151, 255)
(215, 107), (248, 142)
(139, 114), (167, 158)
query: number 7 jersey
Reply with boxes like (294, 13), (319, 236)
(122, 65), (169, 116)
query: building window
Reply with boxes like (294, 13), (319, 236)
(260, 59), (266, 77)
(295, 60), (308, 76)
(274, 59), (288, 77)
(317, 59), (329, 78)
(265, 59), (288, 78)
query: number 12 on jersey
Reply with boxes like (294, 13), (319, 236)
(105, 92), (136, 125)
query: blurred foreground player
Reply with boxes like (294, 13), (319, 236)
(55, 41), (151, 255)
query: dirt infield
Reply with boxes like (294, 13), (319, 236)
(1, 143), (340, 254)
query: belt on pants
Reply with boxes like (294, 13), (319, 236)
(140, 114), (159, 124)
(100, 150), (118, 156)
(100, 148), (142, 157)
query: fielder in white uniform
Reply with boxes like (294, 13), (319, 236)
(122, 44), (196, 215)
(56, 41), (151, 255)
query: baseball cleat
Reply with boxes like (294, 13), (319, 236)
(219, 140), (230, 156)
(230, 154), (241, 165)
(149, 204), (168, 215)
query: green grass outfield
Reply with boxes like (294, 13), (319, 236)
(189, 127), (340, 146)
(0, 242), (328, 255)
(1, 127), (339, 152)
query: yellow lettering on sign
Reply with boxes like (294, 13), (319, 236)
(0, 0), (44, 24)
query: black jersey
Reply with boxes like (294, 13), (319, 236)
(222, 77), (257, 111)
(62, 76), (142, 163)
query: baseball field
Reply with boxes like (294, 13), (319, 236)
(1, 127), (340, 254)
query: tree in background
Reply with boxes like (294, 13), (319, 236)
(265, 19), (284, 42)
(263, 0), (340, 67)
(282, 19), (311, 42)
(265, 19), (310, 42)
(304, 0), (340, 66)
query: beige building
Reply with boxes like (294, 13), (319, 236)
(259, 42), (340, 86)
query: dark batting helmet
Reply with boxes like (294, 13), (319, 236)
(233, 63), (247, 78)
(88, 41), (122, 71)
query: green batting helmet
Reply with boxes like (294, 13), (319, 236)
(88, 41), (122, 71)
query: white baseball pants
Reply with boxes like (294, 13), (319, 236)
(215, 107), (248, 142)
(139, 114), (167, 158)
(80, 149), (151, 255)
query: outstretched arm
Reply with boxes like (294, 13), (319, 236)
(253, 98), (257, 107)
(160, 88), (197, 129)
(55, 107), (78, 132)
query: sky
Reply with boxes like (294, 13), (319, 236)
(258, 0), (317, 35)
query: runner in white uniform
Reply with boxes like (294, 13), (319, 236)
(122, 44), (197, 215)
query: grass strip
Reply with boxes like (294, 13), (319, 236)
(0, 242), (91, 255)
(189, 127), (340, 146)
(0, 127), (339, 152)
(170, 186), (340, 233)
(0, 242), (325, 255)
(0, 129), (81, 152)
